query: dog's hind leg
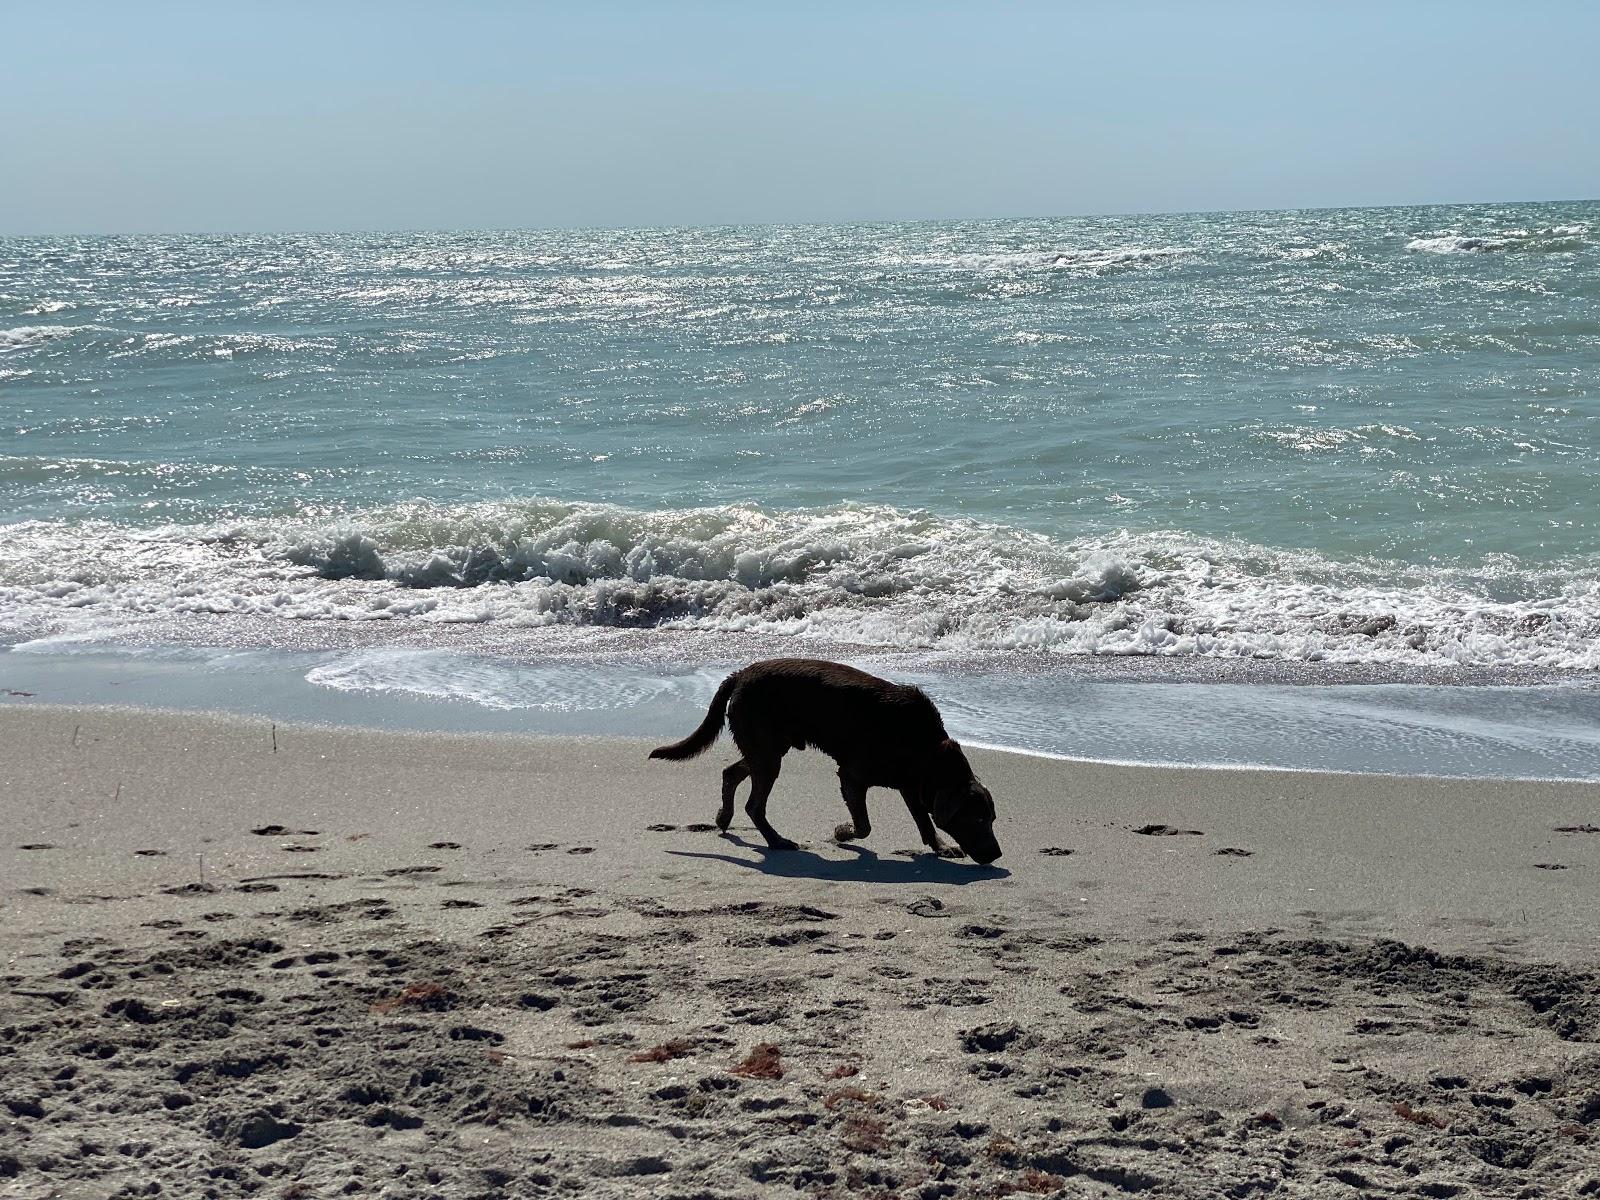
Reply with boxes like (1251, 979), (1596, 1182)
(900, 789), (964, 858)
(833, 773), (871, 843)
(744, 757), (797, 851)
(717, 760), (749, 830)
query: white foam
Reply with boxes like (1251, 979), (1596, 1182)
(1405, 225), (1590, 254)
(1046, 246), (1190, 272)
(0, 325), (79, 352)
(305, 649), (718, 711)
(2, 499), (1598, 670)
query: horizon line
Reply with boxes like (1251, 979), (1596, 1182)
(1, 193), (1594, 241)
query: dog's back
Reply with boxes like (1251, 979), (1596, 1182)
(723, 659), (946, 765)
(649, 659), (943, 762)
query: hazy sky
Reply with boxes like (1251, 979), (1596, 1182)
(4, 1), (1597, 234)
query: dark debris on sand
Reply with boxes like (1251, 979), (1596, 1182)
(2, 889), (1598, 1199)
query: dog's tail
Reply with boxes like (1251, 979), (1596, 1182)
(648, 673), (736, 761)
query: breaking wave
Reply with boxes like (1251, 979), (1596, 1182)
(1405, 225), (1590, 255)
(3, 499), (1598, 670)
(0, 324), (81, 352)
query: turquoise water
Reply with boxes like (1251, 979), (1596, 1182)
(2, 201), (1598, 682)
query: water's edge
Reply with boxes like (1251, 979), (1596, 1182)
(6, 641), (1598, 782)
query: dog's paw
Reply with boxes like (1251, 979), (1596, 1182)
(833, 823), (860, 842)
(764, 837), (801, 852)
(934, 845), (967, 859)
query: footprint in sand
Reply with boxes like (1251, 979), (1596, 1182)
(526, 843), (559, 853)
(684, 823), (719, 833)
(280, 844), (321, 853)
(1216, 847), (1255, 857)
(383, 865), (442, 876)
(567, 846), (596, 855)
(19, 844), (56, 851)
(906, 896), (949, 918)
(1039, 847), (1075, 857)
(1534, 863), (1569, 871)
(428, 841), (462, 849)
(133, 849), (168, 857)
(646, 823), (678, 832)
(1555, 824), (1600, 834)
(161, 882), (219, 897)
(441, 899), (484, 909)
(1135, 824), (1204, 837)
(251, 825), (290, 836)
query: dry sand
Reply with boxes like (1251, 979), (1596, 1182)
(3, 703), (1599, 1199)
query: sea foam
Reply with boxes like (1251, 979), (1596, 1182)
(0, 324), (79, 352)
(1405, 225), (1590, 254)
(3, 498), (1597, 670)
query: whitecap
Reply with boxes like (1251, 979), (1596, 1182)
(0, 324), (79, 352)
(3, 498), (1599, 671)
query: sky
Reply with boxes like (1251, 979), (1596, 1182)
(3, 1), (1598, 235)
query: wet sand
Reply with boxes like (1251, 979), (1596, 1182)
(3, 704), (1598, 1197)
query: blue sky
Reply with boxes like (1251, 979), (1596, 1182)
(4, 1), (1597, 234)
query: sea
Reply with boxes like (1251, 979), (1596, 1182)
(4, 200), (1599, 779)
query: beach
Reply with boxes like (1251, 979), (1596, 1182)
(4, 703), (1598, 1198)
(6, 8), (1599, 1197)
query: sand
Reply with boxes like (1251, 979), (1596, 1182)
(2, 703), (1598, 1198)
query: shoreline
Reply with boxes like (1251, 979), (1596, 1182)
(7, 638), (1600, 781)
(4, 703), (1598, 1197)
(6, 697), (1600, 788)
(13, 616), (1600, 687)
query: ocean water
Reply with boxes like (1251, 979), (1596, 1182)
(3, 201), (1599, 775)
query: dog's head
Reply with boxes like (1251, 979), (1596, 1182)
(927, 739), (1001, 864)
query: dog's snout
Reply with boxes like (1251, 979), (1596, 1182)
(970, 841), (1002, 865)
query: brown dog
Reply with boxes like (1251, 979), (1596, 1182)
(649, 659), (1001, 863)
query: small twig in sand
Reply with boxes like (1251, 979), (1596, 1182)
(271, 724), (278, 753)
(112, 782), (121, 803)
(196, 854), (206, 890)
(71, 724), (81, 748)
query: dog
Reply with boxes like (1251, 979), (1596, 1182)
(649, 658), (1001, 864)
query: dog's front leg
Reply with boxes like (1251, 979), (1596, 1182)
(833, 773), (871, 843)
(900, 788), (965, 858)
(745, 760), (798, 851)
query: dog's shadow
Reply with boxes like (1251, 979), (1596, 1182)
(667, 832), (1009, 884)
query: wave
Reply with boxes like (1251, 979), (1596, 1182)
(1405, 225), (1589, 255)
(305, 649), (718, 711)
(1045, 246), (1191, 273)
(0, 324), (81, 352)
(873, 245), (1192, 276)
(2, 499), (1598, 669)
